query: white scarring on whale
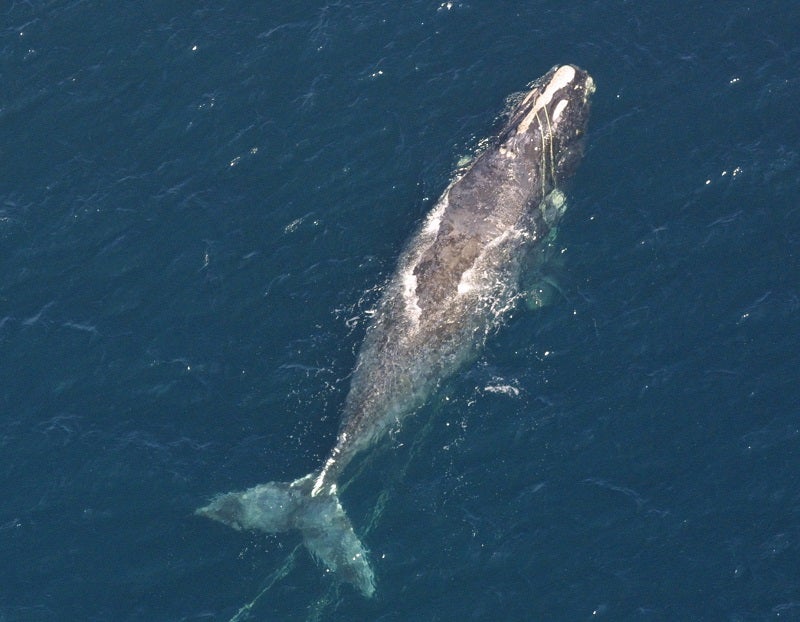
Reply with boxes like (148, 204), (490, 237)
(197, 64), (595, 597)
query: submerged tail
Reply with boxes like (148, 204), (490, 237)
(196, 473), (375, 597)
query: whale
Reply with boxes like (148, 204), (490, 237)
(197, 64), (595, 597)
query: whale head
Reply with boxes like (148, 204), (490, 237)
(500, 64), (595, 191)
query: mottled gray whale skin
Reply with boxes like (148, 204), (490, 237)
(198, 64), (595, 597)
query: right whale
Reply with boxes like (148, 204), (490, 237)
(198, 64), (595, 597)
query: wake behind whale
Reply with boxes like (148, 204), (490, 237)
(197, 64), (595, 597)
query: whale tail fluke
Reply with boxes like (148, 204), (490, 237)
(196, 473), (376, 597)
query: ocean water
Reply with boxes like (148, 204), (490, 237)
(2, 1), (799, 620)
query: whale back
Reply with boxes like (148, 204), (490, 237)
(333, 64), (595, 475)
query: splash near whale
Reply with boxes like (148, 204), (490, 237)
(197, 64), (595, 597)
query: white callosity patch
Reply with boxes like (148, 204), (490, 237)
(551, 98), (568, 122)
(516, 65), (576, 135)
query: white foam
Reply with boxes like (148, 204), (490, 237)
(484, 384), (520, 397)
(422, 194), (448, 235)
(402, 268), (422, 322)
(457, 267), (476, 295)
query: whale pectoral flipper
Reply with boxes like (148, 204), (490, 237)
(196, 474), (375, 597)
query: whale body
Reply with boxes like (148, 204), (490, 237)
(197, 64), (595, 596)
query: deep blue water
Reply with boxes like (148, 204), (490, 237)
(2, 1), (800, 620)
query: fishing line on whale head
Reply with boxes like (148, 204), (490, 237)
(534, 101), (558, 198)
